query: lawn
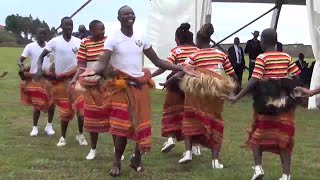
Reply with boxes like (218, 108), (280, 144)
(0, 47), (319, 180)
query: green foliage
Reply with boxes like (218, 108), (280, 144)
(5, 14), (52, 44)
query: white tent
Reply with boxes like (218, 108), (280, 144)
(145, 0), (212, 88)
(307, 0), (320, 109)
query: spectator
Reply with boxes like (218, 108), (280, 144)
(276, 42), (283, 52)
(245, 30), (263, 80)
(228, 37), (245, 87)
(73, 25), (90, 39)
(295, 53), (307, 70)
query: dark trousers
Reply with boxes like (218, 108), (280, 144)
(248, 60), (255, 80)
(234, 68), (243, 87)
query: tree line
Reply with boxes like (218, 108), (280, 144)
(2, 14), (57, 45)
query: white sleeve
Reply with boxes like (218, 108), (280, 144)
(143, 37), (152, 50)
(45, 38), (55, 52)
(104, 37), (115, 51)
(21, 44), (31, 57)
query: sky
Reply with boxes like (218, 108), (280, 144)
(0, 0), (311, 45)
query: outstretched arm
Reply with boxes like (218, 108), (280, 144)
(93, 50), (112, 75)
(152, 68), (166, 78)
(144, 47), (198, 76)
(223, 77), (258, 103)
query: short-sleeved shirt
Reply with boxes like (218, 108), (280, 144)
(167, 45), (199, 65)
(45, 35), (81, 76)
(77, 36), (107, 68)
(252, 52), (301, 79)
(21, 42), (51, 73)
(185, 48), (235, 75)
(104, 30), (151, 77)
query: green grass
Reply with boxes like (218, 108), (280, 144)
(0, 47), (319, 179)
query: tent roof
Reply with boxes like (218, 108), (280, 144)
(212, 0), (306, 5)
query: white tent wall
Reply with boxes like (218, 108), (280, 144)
(307, 0), (320, 109)
(144, 0), (212, 88)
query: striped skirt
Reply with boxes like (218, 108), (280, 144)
(244, 112), (295, 154)
(50, 79), (76, 121)
(182, 92), (224, 149)
(161, 89), (185, 141)
(20, 79), (53, 111)
(83, 84), (111, 133)
(108, 84), (152, 153)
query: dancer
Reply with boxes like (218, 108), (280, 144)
(18, 28), (55, 137)
(223, 28), (301, 180)
(70, 20), (123, 160)
(79, 5), (197, 177)
(164, 23), (239, 169)
(152, 23), (200, 155)
(36, 17), (88, 147)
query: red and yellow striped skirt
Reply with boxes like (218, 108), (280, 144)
(108, 84), (151, 153)
(244, 111), (295, 154)
(50, 79), (77, 121)
(20, 79), (53, 111)
(82, 84), (112, 133)
(161, 88), (185, 141)
(182, 92), (224, 149)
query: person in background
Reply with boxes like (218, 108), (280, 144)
(228, 37), (245, 87)
(73, 25), (90, 40)
(36, 17), (88, 147)
(245, 30), (263, 80)
(295, 53), (307, 70)
(18, 28), (55, 137)
(224, 28), (301, 180)
(276, 41), (283, 52)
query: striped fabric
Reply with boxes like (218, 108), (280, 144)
(76, 37), (109, 132)
(162, 45), (198, 140)
(244, 112), (295, 154)
(182, 68), (226, 149)
(186, 48), (235, 75)
(83, 87), (111, 133)
(20, 79), (53, 111)
(252, 52), (301, 79)
(167, 45), (198, 65)
(50, 79), (76, 121)
(77, 37), (107, 63)
(247, 52), (300, 154)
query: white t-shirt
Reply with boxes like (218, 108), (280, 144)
(104, 30), (151, 77)
(45, 35), (81, 76)
(21, 42), (51, 73)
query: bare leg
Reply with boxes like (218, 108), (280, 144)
(61, 121), (69, 138)
(47, 104), (55, 123)
(280, 150), (291, 175)
(90, 132), (98, 150)
(77, 112), (84, 134)
(212, 146), (221, 160)
(184, 136), (192, 151)
(252, 145), (262, 166)
(110, 136), (127, 177)
(33, 109), (41, 126)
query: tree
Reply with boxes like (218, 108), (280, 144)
(5, 14), (52, 44)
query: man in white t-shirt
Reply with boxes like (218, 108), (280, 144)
(36, 17), (87, 147)
(18, 28), (55, 137)
(80, 6), (197, 177)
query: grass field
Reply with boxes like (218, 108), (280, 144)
(0, 47), (319, 180)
